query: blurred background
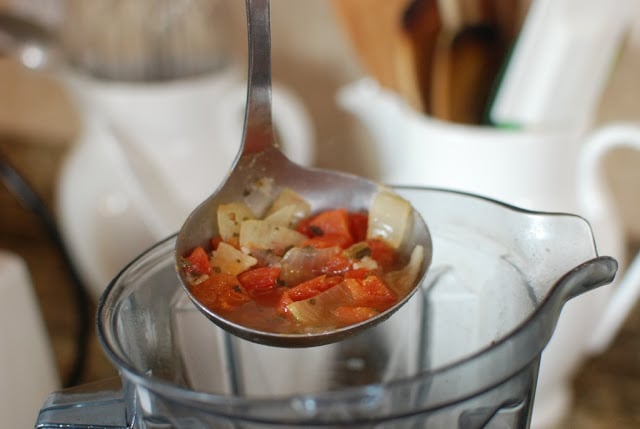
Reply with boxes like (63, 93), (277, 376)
(1, 0), (640, 427)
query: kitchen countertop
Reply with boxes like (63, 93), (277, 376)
(1, 1), (640, 427)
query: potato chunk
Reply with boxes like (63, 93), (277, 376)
(239, 219), (306, 255)
(217, 203), (255, 244)
(210, 242), (258, 276)
(266, 188), (311, 222)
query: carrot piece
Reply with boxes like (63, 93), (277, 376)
(343, 276), (397, 312)
(182, 246), (211, 276)
(238, 267), (281, 296)
(333, 306), (379, 325)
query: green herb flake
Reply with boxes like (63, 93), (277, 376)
(355, 246), (372, 259)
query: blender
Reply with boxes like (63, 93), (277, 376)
(35, 186), (617, 428)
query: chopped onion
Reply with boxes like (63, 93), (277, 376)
(280, 246), (341, 285)
(287, 283), (353, 326)
(352, 256), (379, 271)
(217, 203), (255, 243)
(246, 248), (282, 267)
(264, 204), (304, 228)
(265, 188), (311, 223)
(366, 188), (411, 249)
(384, 245), (424, 295)
(239, 219), (306, 255)
(210, 242), (257, 276)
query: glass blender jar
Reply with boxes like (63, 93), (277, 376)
(36, 186), (617, 428)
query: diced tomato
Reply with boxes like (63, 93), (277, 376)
(333, 306), (378, 325)
(343, 276), (397, 312)
(190, 273), (250, 311)
(238, 267), (281, 296)
(344, 267), (371, 280)
(367, 239), (398, 271)
(322, 254), (351, 275)
(307, 209), (354, 248)
(189, 280), (218, 309)
(217, 283), (251, 311)
(182, 246), (211, 276)
(286, 274), (342, 302)
(277, 291), (294, 317)
(252, 288), (285, 307)
(348, 212), (368, 242)
(295, 217), (315, 237)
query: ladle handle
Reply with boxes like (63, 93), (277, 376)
(242, 0), (275, 155)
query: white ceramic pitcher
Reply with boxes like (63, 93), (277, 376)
(55, 68), (314, 300)
(338, 78), (640, 429)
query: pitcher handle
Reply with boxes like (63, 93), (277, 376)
(576, 123), (640, 352)
(35, 377), (127, 429)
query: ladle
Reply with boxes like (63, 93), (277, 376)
(175, 0), (432, 347)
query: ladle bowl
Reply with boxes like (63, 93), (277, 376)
(174, 0), (432, 347)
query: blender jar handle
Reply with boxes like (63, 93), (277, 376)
(35, 377), (127, 429)
(576, 123), (640, 352)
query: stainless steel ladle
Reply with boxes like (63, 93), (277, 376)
(175, 0), (432, 347)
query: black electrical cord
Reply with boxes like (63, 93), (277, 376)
(0, 152), (90, 387)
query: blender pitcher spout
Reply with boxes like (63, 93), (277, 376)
(521, 256), (618, 376)
(552, 256), (618, 304)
